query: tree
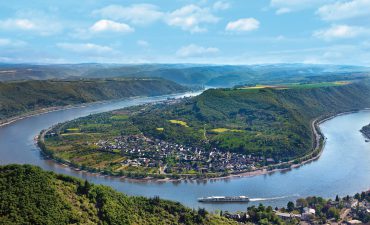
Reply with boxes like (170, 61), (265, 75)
(327, 207), (340, 221)
(354, 193), (361, 200)
(78, 180), (91, 195)
(197, 208), (207, 218)
(287, 201), (295, 212)
(335, 195), (339, 202)
(296, 198), (308, 208)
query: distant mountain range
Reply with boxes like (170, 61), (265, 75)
(1, 63), (369, 87)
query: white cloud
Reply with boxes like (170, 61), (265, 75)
(137, 40), (149, 47)
(176, 44), (219, 57)
(57, 43), (114, 54)
(0, 19), (36, 30)
(0, 38), (27, 47)
(90, 20), (134, 33)
(270, 0), (334, 14)
(0, 15), (62, 36)
(317, 0), (370, 21)
(313, 24), (369, 40)
(165, 4), (219, 33)
(225, 18), (260, 32)
(213, 1), (231, 10)
(93, 4), (163, 25)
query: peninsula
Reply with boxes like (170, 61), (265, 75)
(40, 81), (370, 179)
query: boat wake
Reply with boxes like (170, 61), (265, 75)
(249, 194), (299, 202)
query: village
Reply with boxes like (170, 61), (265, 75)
(95, 134), (274, 175)
(223, 191), (370, 225)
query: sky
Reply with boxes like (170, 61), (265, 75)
(0, 0), (370, 65)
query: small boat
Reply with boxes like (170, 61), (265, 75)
(198, 196), (249, 203)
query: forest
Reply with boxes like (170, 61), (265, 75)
(0, 164), (235, 225)
(0, 78), (188, 121)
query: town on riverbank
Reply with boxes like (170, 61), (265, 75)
(222, 191), (370, 225)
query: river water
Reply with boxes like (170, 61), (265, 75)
(0, 92), (369, 212)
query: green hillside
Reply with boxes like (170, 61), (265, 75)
(41, 81), (370, 178)
(125, 82), (370, 159)
(0, 78), (188, 120)
(0, 164), (235, 225)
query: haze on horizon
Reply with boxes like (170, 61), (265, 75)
(1, 0), (370, 66)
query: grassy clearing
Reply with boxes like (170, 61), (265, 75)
(60, 133), (83, 136)
(210, 128), (244, 133)
(287, 81), (350, 89)
(240, 85), (285, 90)
(66, 128), (79, 132)
(169, 120), (189, 127)
(110, 114), (129, 120)
(239, 81), (351, 91)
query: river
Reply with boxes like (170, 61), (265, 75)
(0, 92), (369, 212)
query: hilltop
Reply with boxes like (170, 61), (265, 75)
(41, 81), (370, 178)
(0, 78), (188, 121)
(1, 63), (369, 87)
(0, 164), (235, 225)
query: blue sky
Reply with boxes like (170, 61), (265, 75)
(0, 0), (370, 65)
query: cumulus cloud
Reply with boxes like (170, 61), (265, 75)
(0, 19), (35, 30)
(93, 4), (163, 25)
(213, 1), (231, 10)
(270, 0), (334, 14)
(90, 20), (134, 33)
(176, 44), (219, 57)
(317, 0), (370, 21)
(57, 43), (114, 54)
(225, 18), (260, 32)
(0, 10), (63, 36)
(313, 24), (368, 40)
(165, 4), (219, 33)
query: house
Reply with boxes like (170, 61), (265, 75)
(346, 219), (363, 225)
(275, 212), (301, 220)
(302, 208), (316, 221)
(303, 207), (316, 214)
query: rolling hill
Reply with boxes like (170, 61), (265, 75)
(0, 78), (188, 121)
(1, 63), (369, 87)
(0, 164), (235, 225)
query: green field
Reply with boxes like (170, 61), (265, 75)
(240, 81), (350, 91)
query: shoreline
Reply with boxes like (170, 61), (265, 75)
(0, 90), (201, 129)
(36, 101), (370, 183)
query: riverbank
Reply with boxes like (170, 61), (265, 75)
(0, 90), (200, 129)
(0, 98), (131, 128)
(36, 98), (370, 183)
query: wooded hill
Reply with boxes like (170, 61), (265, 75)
(0, 78), (188, 121)
(0, 164), (235, 225)
(122, 82), (370, 161)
